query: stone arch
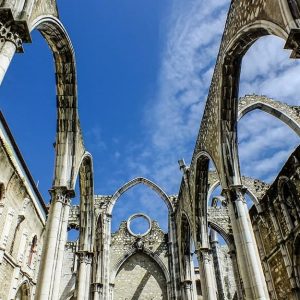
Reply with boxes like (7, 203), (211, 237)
(220, 21), (288, 187)
(194, 152), (219, 247)
(111, 247), (170, 299)
(207, 220), (233, 247)
(29, 15), (83, 189)
(180, 213), (192, 282)
(111, 246), (170, 284)
(207, 171), (268, 211)
(238, 95), (300, 136)
(76, 153), (94, 252)
(14, 280), (30, 300)
(108, 177), (173, 215)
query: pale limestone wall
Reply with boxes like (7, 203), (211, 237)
(110, 220), (169, 299)
(0, 115), (47, 300)
(110, 221), (168, 274)
(217, 245), (236, 299)
(114, 252), (168, 300)
(59, 242), (77, 299)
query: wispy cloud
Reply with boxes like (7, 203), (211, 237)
(111, 0), (300, 227)
(239, 36), (300, 182)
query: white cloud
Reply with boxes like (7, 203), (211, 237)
(112, 0), (300, 228)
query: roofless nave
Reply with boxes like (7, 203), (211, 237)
(0, 0), (300, 299)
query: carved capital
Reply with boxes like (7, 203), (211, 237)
(77, 251), (93, 265)
(198, 248), (213, 263)
(91, 283), (103, 293)
(50, 187), (73, 206)
(182, 280), (193, 290)
(0, 8), (31, 53)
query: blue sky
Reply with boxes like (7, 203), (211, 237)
(0, 0), (299, 234)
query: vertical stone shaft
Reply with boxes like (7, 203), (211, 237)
(77, 252), (93, 299)
(229, 249), (244, 300)
(35, 188), (71, 300)
(198, 248), (218, 300)
(51, 197), (71, 299)
(0, 40), (16, 85)
(226, 187), (269, 300)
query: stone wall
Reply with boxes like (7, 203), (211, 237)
(110, 219), (170, 299)
(250, 146), (300, 300)
(114, 252), (168, 300)
(0, 112), (47, 299)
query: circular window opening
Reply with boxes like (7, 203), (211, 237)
(127, 213), (151, 237)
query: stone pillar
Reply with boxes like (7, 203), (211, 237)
(92, 283), (103, 300)
(35, 187), (73, 300)
(102, 214), (112, 300)
(77, 251), (93, 299)
(182, 280), (193, 300)
(225, 186), (269, 300)
(210, 230), (226, 300)
(169, 212), (180, 300)
(228, 248), (244, 300)
(0, 21), (23, 85)
(197, 248), (218, 300)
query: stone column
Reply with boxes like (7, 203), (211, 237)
(35, 187), (73, 300)
(197, 248), (218, 300)
(182, 280), (193, 300)
(210, 230), (225, 299)
(102, 214), (112, 300)
(228, 248), (244, 300)
(225, 186), (269, 300)
(77, 251), (93, 299)
(92, 283), (103, 300)
(169, 212), (180, 300)
(0, 22), (22, 85)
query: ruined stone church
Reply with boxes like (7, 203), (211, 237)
(0, 0), (300, 299)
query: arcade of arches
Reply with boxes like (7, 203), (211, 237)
(0, 0), (300, 299)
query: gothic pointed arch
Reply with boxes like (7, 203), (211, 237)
(108, 177), (174, 215)
(111, 247), (170, 299)
(14, 280), (30, 300)
(179, 212), (192, 282)
(29, 15), (84, 189)
(238, 95), (300, 136)
(194, 152), (219, 247)
(220, 21), (289, 187)
(111, 246), (170, 284)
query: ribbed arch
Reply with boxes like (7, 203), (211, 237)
(30, 15), (83, 189)
(108, 177), (173, 215)
(238, 97), (300, 136)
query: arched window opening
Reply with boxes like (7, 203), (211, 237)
(238, 36), (300, 184)
(0, 182), (5, 201)
(15, 281), (30, 300)
(238, 110), (299, 183)
(27, 235), (37, 267)
(111, 182), (168, 233)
